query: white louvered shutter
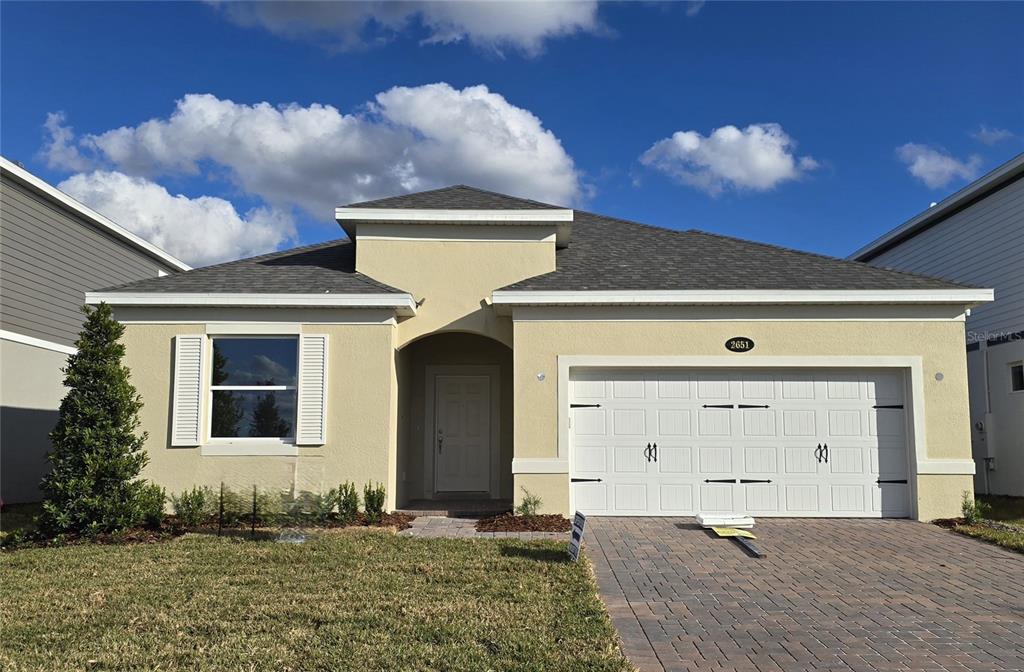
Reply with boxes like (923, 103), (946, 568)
(171, 335), (204, 446)
(296, 334), (328, 445)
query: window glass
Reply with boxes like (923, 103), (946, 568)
(210, 337), (298, 439)
(211, 338), (297, 387)
(1012, 363), (1024, 393)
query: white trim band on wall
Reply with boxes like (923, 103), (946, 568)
(0, 329), (76, 355)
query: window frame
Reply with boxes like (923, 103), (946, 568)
(206, 335), (299, 446)
(1010, 361), (1024, 394)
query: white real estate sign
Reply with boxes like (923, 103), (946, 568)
(567, 512), (587, 561)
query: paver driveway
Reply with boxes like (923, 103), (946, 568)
(586, 518), (1024, 672)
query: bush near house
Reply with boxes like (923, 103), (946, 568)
(936, 492), (1024, 555)
(37, 303), (160, 538)
(477, 488), (571, 533)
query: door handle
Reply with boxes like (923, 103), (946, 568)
(652, 442), (658, 462)
(823, 443), (829, 464)
(437, 429), (444, 453)
(644, 443), (652, 462)
(815, 443), (822, 463)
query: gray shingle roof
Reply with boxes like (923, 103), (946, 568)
(344, 185), (561, 210)
(101, 187), (969, 296)
(499, 210), (968, 291)
(97, 239), (403, 294)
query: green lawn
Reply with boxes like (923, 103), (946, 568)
(0, 530), (629, 672)
(980, 494), (1024, 526)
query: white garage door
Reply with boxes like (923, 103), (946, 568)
(570, 368), (910, 517)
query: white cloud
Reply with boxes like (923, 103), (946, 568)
(970, 125), (1016, 146)
(896, 143), (982, 189)
(44, 84), (582, 219)
(58, 171), (295, 267)
(685, 1), (705, 17)
(640, 123), (818, 196)
(215, 1), (603, 56)
(40, 112), (91, 172)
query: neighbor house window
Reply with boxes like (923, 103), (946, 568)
(209, 337), (298, 440)
(1011, 362), (1024, 393)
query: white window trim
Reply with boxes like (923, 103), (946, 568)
(204, 335), (299, 454)
(1010, 361), (1024, 394)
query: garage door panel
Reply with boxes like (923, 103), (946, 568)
(573, 444), (608, 474)
(741, 409), (776, 436)
(612, 378), (645, 399)
(828, 445), (865, 474)
(741, 374), (776, 400)
(657, 444), (693, 473)
(657, 409), (692, 436)
(827, 377), (863, 399)
(659, 483), (694, 513)
(784, 484), (821, 513)
(827, 409), (863, 436)
(575, 482), (607, 512)
(870, 409), (905, 437)
(573, 408), (607, 435)
(572, 378), (608, 400)
(830, 484), (867, 513)
(656, 374), (690, 399)
(697, 409), (731, 435)
(613, 483), (648, 512)
(875, 484), (910, 517)
(613, 446), (648, 473)
(782, 410), (817, 436)
(782, 375), (816, 399)
(698, 445), (733, 473)
(612, 408), (647, 436)
(743, 446), (778, 474)
(696, 376), (731, 399)
(783, 446), (819, 474)
(743, 483), (779, 513)
(699, 483), (735, 513)
(867, 373), (903, 402)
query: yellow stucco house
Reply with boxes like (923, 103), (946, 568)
(88, 186), (992, 520)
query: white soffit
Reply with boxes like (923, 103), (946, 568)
(336, 207), (574, 247)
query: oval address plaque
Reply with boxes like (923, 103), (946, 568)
(725, 337), (755, 353)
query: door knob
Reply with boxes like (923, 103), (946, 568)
(437, 428), (444, 453)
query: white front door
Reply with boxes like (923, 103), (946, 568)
(434, 375), (492, 493)
(570, 368), (910, 517)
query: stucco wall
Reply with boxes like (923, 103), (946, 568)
(120, 322), (398, 505)
(0, 339), (67, 502)
(512, 317), (973, 520)
(354, 224), (555, 347)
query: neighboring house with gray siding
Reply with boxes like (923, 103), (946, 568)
(851, 152), (1024, 497)
(0, 157), (189, 503)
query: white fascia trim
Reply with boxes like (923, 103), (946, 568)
(492, 289), (994, 306)
(85, 292), (418, 315)
(916, 459), (976, 475)
(0, 329), (76, 355)
(336, 207), (573, 222)
(512, 458), (569, 474)
(1, 156), (191, 272)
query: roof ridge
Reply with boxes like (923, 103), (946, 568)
(683, 229), (974, 288)
(344, 184), (565, 210)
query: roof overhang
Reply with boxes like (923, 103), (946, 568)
(851, 152), (1024, 262)
(491, 288), (994, 313)
(335, 207), (574, 247)
(86, 292), (418, 316)
(1, 156), (191, 272)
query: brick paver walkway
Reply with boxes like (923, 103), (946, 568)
(398, 516), (566, 540)
(587, 518), (1024, 672)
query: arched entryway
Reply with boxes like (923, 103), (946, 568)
(395, 332), (513, 508)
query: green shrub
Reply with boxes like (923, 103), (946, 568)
(135, 483), (166, 529)
(254, 489), (287, 526)
(337, 482), (359, 525)
(961, 490), (992, 524)
(38, 303), (151, 537)
(363, 482), (386, 523)
(515, 488), (543, 517)
(171, 486), (215, 527)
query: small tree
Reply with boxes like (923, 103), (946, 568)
(39, 303), (151, 536)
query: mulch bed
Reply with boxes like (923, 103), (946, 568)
(475, 513), (571, 533)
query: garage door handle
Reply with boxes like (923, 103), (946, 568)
(815, 444), (822, 462)
(644, 443), (652, 461)
(823, 443), (829, 463)
(652, 442), (658, 462)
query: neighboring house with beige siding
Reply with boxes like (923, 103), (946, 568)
(851, 152), (1024, 497)
(87, 184), (991, 521)
(0, 157), (189, 503)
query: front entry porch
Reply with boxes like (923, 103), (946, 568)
(395, 332), (514, 508)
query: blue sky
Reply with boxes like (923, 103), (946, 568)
(2, 1), (1022, 267)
